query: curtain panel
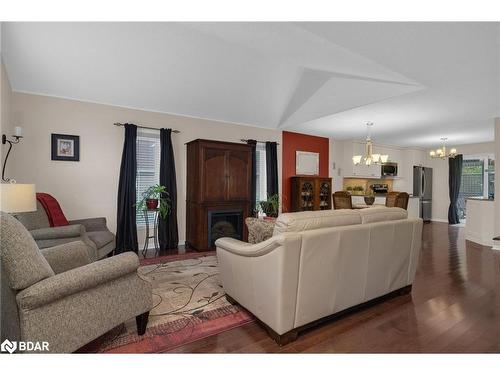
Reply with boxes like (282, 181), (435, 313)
(448, 154), (463, 224)
(265, 141), (279, 197)
(116, 123), (139, 253)
(246, 139), (257, 212)
(158, 128), (179, 250)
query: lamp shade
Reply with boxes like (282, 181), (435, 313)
(0, 183), (36, 213)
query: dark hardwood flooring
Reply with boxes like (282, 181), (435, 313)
(165, 222), (500, 353)
(139, 245), (194, 259)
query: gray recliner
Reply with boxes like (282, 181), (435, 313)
(0, 212), (152, 353)
(15, 200), (115, 261)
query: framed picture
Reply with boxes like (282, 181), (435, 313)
(51, 134), (80, 161)
(296, 151), (319, 175)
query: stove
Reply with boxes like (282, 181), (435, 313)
(370, 184), (389, 194)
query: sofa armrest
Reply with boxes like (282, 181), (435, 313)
(17, 252), (140, 310)
(215, 235), (286, 257)
(69, 217), (108, 232)
(40, 241), (92, 274)
(30, 224), (85, 240)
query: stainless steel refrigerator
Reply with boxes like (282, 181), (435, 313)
(413, 166), (433, 222)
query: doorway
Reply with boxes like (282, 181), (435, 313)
(458, 155), (495, 222)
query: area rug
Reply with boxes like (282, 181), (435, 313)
(80, 253), (254, 353)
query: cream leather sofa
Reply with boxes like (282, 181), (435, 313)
(216, 207), (423, 344)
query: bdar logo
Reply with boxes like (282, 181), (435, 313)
(1, 339), (17, 354)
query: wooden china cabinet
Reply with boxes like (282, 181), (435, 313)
(290, 176), (332, 212)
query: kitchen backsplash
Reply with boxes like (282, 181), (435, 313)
(343, 177), (395, 195)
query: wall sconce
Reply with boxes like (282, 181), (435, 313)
(2, 126), (23, 182)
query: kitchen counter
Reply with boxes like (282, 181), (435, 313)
(465, 198), (495, 246)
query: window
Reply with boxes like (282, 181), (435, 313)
(458, 155), (495, 221)
(488, 158), (495, 199)
(136, 130), (160, 227)
(255, 143), (267, 207)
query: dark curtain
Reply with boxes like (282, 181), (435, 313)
(246, 140), (257, 212)
(448, 154), (463, 224)
(116, 123), (138, 254)
(158, 128), (179, 250)
(265, 141), (279, 197)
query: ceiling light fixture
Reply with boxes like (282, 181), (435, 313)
(429, 138), (457, 159)
(352, 122), (389, 166)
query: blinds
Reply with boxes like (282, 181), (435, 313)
(136, 130), (161, 227)
(255, 143), (267, 204)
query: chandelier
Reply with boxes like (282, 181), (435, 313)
(429, 138), (457, 159)
(352, 122), (389, 166)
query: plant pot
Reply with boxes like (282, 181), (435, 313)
(364, 196), (375, 205)
(146, 198), (159, 210)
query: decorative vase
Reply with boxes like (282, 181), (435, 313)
(146, 198), (158, 209)
(364, 196), (375, 205)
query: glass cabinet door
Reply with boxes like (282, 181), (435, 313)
(319, 181), (331, 210)
(300, 181), (315, 210)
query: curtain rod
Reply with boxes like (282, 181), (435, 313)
(114, 122), (180, 133)
(240, 139), (280, 145)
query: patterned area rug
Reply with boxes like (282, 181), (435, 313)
(79, 253), (254, 353)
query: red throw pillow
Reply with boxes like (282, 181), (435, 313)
(36, 193), (70, 227)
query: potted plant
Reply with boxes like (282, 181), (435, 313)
(353, 186), (365, 195)
(346, 186), (353, 194)
(136, 184), (171, 220)
(258, 194), (280, 219)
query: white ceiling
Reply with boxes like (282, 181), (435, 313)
(2, 22), (499, 148)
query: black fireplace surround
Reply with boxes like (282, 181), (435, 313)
(208, 209), (243, 247)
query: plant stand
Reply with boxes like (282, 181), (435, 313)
(141, 208), (160, 258)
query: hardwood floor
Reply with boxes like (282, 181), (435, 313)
(139, 244), (195, 259)
(166, 222), (500, 353)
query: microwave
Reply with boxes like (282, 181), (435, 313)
(381, 163), (398, 177)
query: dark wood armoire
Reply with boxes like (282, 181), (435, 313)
(186, 139), (252, 250)
(290, 176), (332, 212)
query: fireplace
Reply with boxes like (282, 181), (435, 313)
(208, 209), (243, 247)
(186, 140), (252, 250)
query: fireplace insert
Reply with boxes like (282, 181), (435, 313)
(207, 209), (243, 247)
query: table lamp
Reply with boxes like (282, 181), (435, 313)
(0, 183), (36, 213)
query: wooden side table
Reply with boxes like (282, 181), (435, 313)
(141, 208), (159, 258)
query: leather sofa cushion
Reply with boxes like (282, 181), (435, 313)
(87, 230), (115, 248)
(358, 207), (407, 224)
(273, 209), (361, 235)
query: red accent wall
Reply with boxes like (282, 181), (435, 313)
(282, 131), (329, 212)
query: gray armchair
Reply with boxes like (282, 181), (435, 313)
(0, 212), (152, 353)
(15, 200), (115, 260)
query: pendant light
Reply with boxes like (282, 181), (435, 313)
(352, 122), (389, 166)
(429, 138), (457, 159)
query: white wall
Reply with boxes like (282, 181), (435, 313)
(1, 61), (13, 172)
(10, 92), (281, 245)
(329, 138), (344, 192)
(427, 141), (495, 222)
(494, 118), (500, 249)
